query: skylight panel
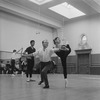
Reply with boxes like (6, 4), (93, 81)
(49, 2), (86, 19)
(29, 0), (52, 5)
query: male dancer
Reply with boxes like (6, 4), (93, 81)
(24, 40), (36, 82)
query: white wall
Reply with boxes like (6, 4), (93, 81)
(0, 14), (1, 50)
(0, 11), (56, 52)
(64, 14), (100, 55)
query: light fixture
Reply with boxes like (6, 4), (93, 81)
(29, 0), (52, 5)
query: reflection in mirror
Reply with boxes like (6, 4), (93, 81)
(78, 34), (90, 49)
(81, 34), (87, 45)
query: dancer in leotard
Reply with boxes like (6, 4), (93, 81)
(53, 37), (71, 88)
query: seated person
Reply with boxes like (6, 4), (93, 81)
(6, 61), (11, 74)
(0, 61), (6, 74)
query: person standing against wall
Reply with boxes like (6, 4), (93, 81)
(11, 48), (23, 76)
(11, 50), (18, 76)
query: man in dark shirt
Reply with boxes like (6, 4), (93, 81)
(24, 40), (36, 82)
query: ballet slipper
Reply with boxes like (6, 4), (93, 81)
(65, 79), (68, 88)
(26, 78), (30, 82)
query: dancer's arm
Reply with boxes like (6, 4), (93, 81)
(60, 45), (69, 51)
(52, 48), (60, 52)
(22, 51), (38, 57)
(65, 44), (71, 54)
(14, 48), (23, 54)
(48, 48), (60, 56)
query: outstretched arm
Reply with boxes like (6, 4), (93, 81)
(22, 53), (33, 57)
(15, 48), (23, 54)
(60, 45), (69, 51)
(22, 51), (38, 57)
(67, 44), (71, 53)
(52, 48), (60, 52)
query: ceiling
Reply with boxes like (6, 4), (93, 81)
(0, 0), (100, 28)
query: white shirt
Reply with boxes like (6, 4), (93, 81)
(1, 63), (6, 68)
(11, 52), (17, 59)
(33, 48), (54, 62)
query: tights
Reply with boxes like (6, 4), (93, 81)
(55, 45), (71, 79)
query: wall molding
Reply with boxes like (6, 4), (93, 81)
(0, 0), (62, 28)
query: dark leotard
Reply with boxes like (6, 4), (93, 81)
(55, 44), (71, 78)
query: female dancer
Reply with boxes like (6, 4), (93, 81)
(53, 37), (71, 87)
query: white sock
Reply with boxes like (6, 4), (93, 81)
(65, 78), (68, 88)
(65, 78), (67, 81)
(27, 78), (30, 81)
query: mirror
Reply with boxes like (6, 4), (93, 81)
(81, 34), (87, 45)
(78, 34), (89, 49)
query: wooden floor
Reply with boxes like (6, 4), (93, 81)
(0, 74), (100, 100)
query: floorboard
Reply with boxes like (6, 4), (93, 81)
(0, 74), (100, 100)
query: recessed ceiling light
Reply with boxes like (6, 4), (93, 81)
(49, 2), (86, 19)
(29, 0), (52, 5)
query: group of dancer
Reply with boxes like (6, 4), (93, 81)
(22, 37), (71, 89)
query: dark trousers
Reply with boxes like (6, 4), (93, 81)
(21, 64), (26, 72)
(26, 59), (34, 78)
(40, 61), (52, 86)
(11, 59), (15, 74)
